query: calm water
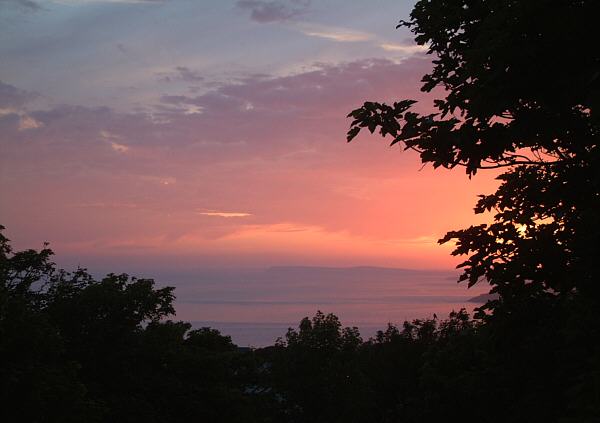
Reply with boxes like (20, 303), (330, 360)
(165, 266), (488, 347)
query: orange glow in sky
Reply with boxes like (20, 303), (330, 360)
(0, 1), (499, 272)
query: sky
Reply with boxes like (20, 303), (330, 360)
(0, 0), (500, 274)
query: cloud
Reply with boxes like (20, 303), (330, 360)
(380, 43), (428, 53)
(1, 57), (435, 167)
(0, 81), (42, 130)
(56, 0), (168, 4)
(1, 0), (166, 10)
(0, 80), (38, 108)
(0, 0), (41, 11)
(99, 129), (119, 139)
(173, 66), (204, 83)
(157, 57), (433, 119)
(158, 66), (204, 83)
(199, 211), (253, 218)
(236, 0), (310, 23)
(109, 141), (129, 152)
(99, 130), (130, 152)
(298, 24), (373, 42)
(18, 114), (43, 130)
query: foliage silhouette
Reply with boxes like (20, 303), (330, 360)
(0, 226), (258, 422)
(347, 0), (600, 309)
(268, 311), (371, 422)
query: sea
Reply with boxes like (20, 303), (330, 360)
(162, 266), (489, 347)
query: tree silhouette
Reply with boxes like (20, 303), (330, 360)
(347, 0), (599, 308)
(268, 311), (372, 422)
(0, 226), (262, 422)
(345, 2), (600, 421)
(0, 226), (101, 421)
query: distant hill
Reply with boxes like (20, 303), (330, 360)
(266, 265), (453, 277)
(267, 265), (414, 273)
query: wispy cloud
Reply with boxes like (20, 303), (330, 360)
(18, 114), (42, 130)
(109, 141), (129, 152)
(298, 24), (373, 42)
(100, 130), (130, 153)
(1, 0), (41, 11)
(380, 43), (428, 53)
(157, 66), (204, 83)
(73, 201), (140, 209)
(200, 211), (253, 218)
(0, 81), (42, 130)
(3, 0), (167, 10)
(53, 0), (168, 4)
(0, 80), (37, 108)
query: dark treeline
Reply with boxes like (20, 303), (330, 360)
(3, 0), (600, 421)
(1, 228), (598, 422)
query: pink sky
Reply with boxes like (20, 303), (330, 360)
(1, 1), (499, 272)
